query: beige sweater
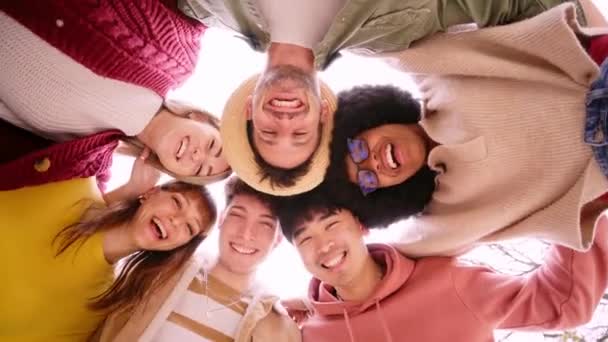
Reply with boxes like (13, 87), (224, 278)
(94, 259), (300, 342)
(380, 4), (608, 257)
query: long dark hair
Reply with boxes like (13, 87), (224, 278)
(54, 181), (217, 313)
(324, 85), (436, 228)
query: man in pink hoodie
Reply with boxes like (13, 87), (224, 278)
(274, 189), (608, 342)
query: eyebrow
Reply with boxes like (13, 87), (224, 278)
(261, 213), (275, 220)
(292, 212), (337, 240)
(292, 137), (312, 147)
(256, 131), (277, 146)
(292, 226), (307, 241)
(215, 146), (223, 157)
(183, 194), (203, 234)
(231, 205), (248, 212)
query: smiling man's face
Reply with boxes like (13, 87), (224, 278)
(217, 194), (280, 275)
(292, 209), (369, 288)
(248, 65), (328, 169)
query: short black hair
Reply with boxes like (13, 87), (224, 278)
(323, 85), (436, 229)
(224, 176), (275, 211)
(271, 186), (341, 242)
(246, 121), (313, 189)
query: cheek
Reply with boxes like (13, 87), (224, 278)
(298, 246), (317, 270)
(378, 173), (403, 188)
(251, 109), (269, 127)
(344, 159), (358, 184)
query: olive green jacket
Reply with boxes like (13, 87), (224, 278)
(178, 0), (585, 70)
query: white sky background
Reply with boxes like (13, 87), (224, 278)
(107, 4), (608, 340)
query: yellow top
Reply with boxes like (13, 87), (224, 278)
(0, 177), (113, 342)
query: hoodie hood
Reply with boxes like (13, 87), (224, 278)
(307, 243), (414, 317)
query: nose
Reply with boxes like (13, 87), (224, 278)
(361, 150), (380, 172)
(241, 222), (256, 241)
(170, 215), (185, 231)
(317, 240), (335, 254)
(191, 148), (203, 162)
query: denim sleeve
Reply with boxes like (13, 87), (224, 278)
(437, 0), (587, 28)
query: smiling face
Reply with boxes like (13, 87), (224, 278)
(217, 194), (280, 275)
(248, 65), (328, 169)
(130, 188), (210, 251)
(152, 109), (230, 177)
(346, 124), (428, 189)
(292, 209), (369, 288)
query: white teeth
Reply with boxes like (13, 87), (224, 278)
(231, 243), (257, 255)
(385, 144), (398, 169)
(176, 138), (188, 159)
(270, 99), (301, 108)
(152, 217), (167, 239)
(322, 252), (345, 268)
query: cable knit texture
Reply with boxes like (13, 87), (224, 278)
(379, 4), (608, 256)
(2, 0), (204, 97)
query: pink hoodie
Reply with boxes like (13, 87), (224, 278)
(295, 221), (608, 342)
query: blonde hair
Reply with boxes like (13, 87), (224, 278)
(117, 100), (231, 185)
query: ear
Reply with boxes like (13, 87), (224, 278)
(319, 99), (329, 124)
(187, 111), (212, 124)
(360, 224), (370, 237)
(140, 186), (161, 202)
(246, 96), (253, 120)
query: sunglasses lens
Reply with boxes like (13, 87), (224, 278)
(347, 138), (369, 164)
(358, 170), (379, 195)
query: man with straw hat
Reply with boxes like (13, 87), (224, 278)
(178, 0), (587, 196)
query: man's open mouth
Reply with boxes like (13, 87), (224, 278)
(230, 242), (258, 255)
(320, 251), (347, 270)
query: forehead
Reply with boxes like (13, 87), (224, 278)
(228, 194), (275, 218)
(294, 209), (351, 236)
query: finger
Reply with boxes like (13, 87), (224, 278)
(140, 147), (151, 160)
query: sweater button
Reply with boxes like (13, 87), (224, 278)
(56, 19), (64, 28)
(34, 157), (51, 173)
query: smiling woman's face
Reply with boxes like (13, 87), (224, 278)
(153, 110), (230, 177)
(130, 188), (209, 251)
(345, 124), (428, 189)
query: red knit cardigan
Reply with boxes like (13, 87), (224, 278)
(0, 119), (122, 192)
(1, 0), (205, 97)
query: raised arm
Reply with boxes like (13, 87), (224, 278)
(453, 213), (608, 330)
(102, 148), (160, 205)
(437, 0), (587, 28)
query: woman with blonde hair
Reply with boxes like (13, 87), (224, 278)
(0, 0), (230, 189)
(0, 155), (218, 341)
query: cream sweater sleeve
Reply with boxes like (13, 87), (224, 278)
(0, 13), (161, 142)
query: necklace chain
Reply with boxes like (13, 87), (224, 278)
(199, 269), (248, 318)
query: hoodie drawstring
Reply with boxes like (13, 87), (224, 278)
(342, 308), (356, 342)
(375, 300), (394, 342)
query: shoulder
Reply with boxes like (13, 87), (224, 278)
(253, 305), (301, 342)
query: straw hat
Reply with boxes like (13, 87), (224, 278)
(220, 74), (337, 196)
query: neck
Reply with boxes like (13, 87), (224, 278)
(209, 262), (256, 294)
(335, 256), (384, 302)
(267, 42), (315, 73)
(102, 223), (140, 264)
(136, 107), (167, 148)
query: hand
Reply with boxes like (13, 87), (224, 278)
(281, 298), (311, 325)
(126, 148), (161, 197)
